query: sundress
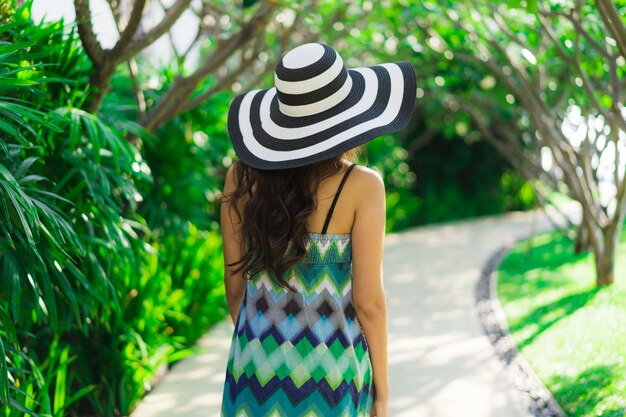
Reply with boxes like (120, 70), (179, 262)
(220, 163), (374, 417)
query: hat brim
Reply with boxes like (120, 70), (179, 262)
(227, 61), (417, 170)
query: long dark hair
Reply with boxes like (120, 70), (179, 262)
(219, 146), (365, 292)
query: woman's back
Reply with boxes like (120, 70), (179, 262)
(220, 161), (375, 417)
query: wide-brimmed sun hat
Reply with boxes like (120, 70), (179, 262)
(227, 42), (417, 170)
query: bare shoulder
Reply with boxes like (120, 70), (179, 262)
(351, 164), (384, 184)
(350, 164), (386, 202)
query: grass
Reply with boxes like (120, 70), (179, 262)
(497, 225), (626, 417)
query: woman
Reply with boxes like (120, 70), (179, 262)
(218, 42), (416, 417)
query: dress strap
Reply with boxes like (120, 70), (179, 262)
(321, 163), (357, 234)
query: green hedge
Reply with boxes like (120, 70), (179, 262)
(0, 8), (227, 416)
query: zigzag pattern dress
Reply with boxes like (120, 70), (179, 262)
(220, 163), (374, 417)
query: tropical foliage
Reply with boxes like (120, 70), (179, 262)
(0, 6), (226, 416)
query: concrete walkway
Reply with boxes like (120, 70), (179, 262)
(131, 207), (576, 417)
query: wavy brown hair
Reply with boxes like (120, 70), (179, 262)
(219, 146), (365, 292)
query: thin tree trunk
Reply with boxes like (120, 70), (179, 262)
(594, 247), (615, 286)
(574, 211), (593, 254)
(594, 224), (620, 286)
(86, 64), (116, 113)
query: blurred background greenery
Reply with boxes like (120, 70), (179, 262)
(1, 0), (624, 415)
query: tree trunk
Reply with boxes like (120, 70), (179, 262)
(594, 225), (619, 287)
(574, 213), (592, 254)
(594, 248), (615, 287)
(85, 64), (116, 113)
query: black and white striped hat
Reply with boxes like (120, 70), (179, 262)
(227, 42), (417, 170)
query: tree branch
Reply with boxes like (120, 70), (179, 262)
(540, 7), (612, 59)
(537, 12), (626, 133)
(240, 7), (308, 91)
(74, 0), (106, 65)
(406, 126), (437, 157)
(595, 0), (626, 60)
(139, 1), (275, 131)
(110, 0), (147, 58)
(120, 0), (193, 61)
(176, 37), (266, 115)
(105, 0), (146, 113)
(531, 180), (579, 239)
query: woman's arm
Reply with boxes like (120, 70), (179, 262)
(220, 164), (247, 325)
(351, 168), (389, 412)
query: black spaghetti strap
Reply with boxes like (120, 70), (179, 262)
(321, 163), (357, 234)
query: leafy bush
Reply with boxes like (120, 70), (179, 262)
(0, 5), (227, 416)
(410, 132), (535, 225)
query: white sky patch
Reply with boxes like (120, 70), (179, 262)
(31, 0), (201, 66)
(33, 0), (118, 48)
(560, 104), (626, 215)
(521, 48), (537, 65)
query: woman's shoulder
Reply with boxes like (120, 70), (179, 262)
(337, 162), (385, 214)
(349, 163), (385, 193)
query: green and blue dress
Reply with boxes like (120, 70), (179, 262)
(220, 163), (374, 417)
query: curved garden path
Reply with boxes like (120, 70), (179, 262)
(132, 207), (578, 417)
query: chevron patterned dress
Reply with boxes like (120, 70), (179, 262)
(220, 232), (374, 417)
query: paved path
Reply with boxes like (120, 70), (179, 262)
(131, 207), (578, 417)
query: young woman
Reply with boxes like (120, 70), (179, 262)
(218, 42), (416, 417)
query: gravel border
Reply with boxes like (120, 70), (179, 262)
(475, 240), (568, 417)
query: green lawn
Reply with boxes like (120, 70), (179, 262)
(497, 225), (626, 417)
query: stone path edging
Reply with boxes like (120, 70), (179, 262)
(475, 240), (568, 417)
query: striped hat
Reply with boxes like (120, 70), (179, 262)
(227, 42), (417, 170)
